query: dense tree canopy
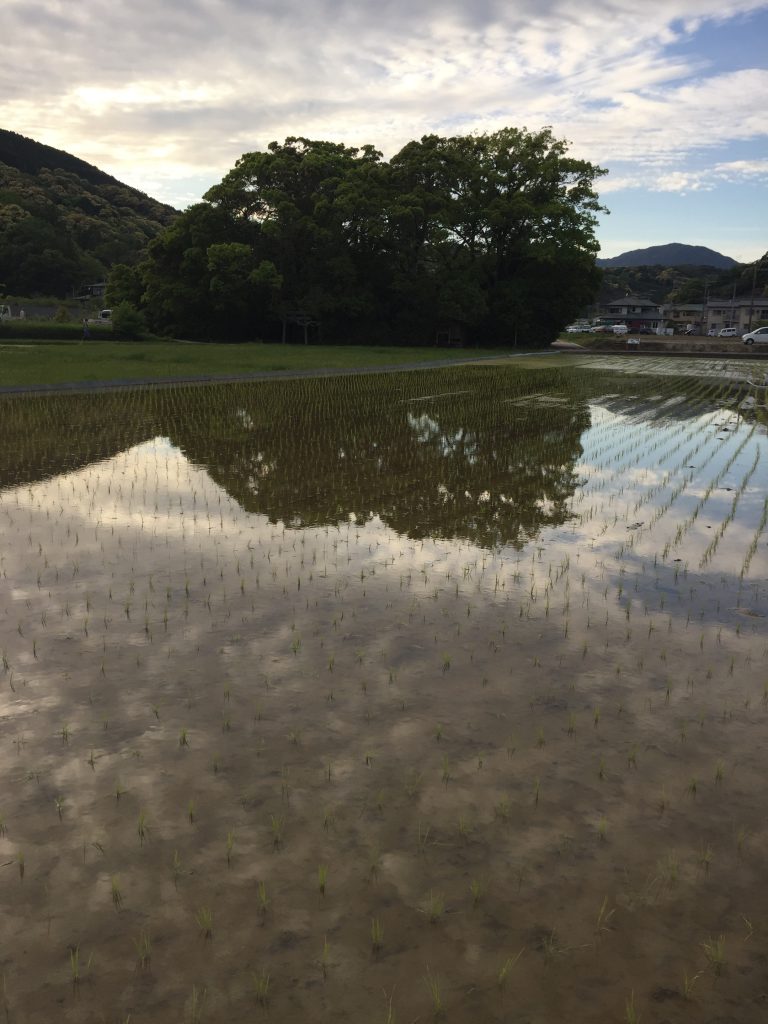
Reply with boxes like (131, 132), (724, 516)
(138, 128), (607, 345)
(0, 130), (177, 297)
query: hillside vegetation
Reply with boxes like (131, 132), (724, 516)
(0, 129), (177, 297)
(598, 258), (767, 306)
(596, 242), (737, 269)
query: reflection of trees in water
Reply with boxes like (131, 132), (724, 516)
(0, 365), (722, 549)
(0, 391), (164, 490)
(172, 368), (591, 549)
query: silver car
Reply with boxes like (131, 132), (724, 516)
(742, 326), (768, 345)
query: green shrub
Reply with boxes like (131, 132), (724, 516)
(112, 302), (146, 340)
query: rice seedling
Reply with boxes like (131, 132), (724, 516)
(417, 820), (432, 854)
(625, 990), (641, 1023)
(424, 966), (443, 1018)
(383, 989), (396, 1024)
(257, 880), (270, 915)
(682, 969), (701, 1000)
(179, 728), (189, 747)
(172, 849), (183, 887)
(252, 969), (270, 1006)
(371, 917), (384, 952)
(422, 890), (445, 924)
(701, 934), (726, 976)
(318, 864), (328, 895)
(270, 814), (285, 850)
(111, 875), (122, 908)
(659, 852), (680, 886)
(134, 928), (152, 969)
(69, 945), (92, 986)
(541, 929), (566, 964)
(226, 829), (235, 866)
(595, 896), (615, 937)
(497, 948), (524, 989)
(494, 798), (510, 821)
(320, 935), (330, 978)
(188, 799), (196, 824)
(137, 810), (148, 845)
(457, 816), (473, 842)
(195, 906), (213, 940)
(368, 846), (381, 882)
(699, 845), (713, 874)
(188, 984), (207, 1023)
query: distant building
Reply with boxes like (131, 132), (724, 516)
(703, 297), (768, 334)
(660, 302), (704, 333)
(75, 282), (107, 300)
(599, 295), (662, 329)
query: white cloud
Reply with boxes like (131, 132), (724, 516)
(0, 0), (766, 218)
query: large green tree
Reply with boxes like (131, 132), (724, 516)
(139, 127), (607, 345)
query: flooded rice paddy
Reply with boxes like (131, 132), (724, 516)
(1, 356), (767, 1023)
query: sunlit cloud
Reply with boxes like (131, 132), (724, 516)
(0, 0), (765, 254)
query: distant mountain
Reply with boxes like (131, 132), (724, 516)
(0, 128), (178, 297)
(596, 243), (738, 270)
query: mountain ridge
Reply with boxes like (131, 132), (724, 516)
(597, 243), (738, 269)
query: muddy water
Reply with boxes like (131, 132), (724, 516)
(0, 359), (767, 1023)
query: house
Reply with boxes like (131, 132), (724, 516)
(703, 297), (768, 335)
(660, 303), (704, 334)
(599, 295), (662, 330)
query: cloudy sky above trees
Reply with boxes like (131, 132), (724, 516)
(2, 0), (766, 260)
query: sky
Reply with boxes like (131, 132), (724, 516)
(1, 0), (766, 262)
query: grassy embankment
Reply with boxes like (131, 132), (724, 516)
(0, 340), (516, 389)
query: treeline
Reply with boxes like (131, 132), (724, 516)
(112, 128), (606, 346)
(599, 259), (768, 307)
(0, 129), (177, 297)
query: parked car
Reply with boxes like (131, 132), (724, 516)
(742, 326), (768, 345)
(590, 325), (611, 333)
(718, 327), (738, 338)
(565, 325), (586, 333)
(612, 324), (628, 335)
(707, 328), (717, 337)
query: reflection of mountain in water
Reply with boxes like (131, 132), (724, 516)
(0, 363), (725, 549)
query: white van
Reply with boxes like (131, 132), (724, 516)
(612, 324), (628, 335)
(718, 327), (738, 337)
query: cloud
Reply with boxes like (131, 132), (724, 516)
(0, 0), (766, 211)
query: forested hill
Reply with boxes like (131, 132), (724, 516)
(0, 129), (178, 297)
(597, 243), (737, 269)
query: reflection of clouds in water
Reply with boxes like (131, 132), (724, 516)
(407, 411), (478, 462)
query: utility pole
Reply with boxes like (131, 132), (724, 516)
(747, 259), (759, 331)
